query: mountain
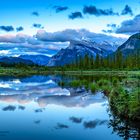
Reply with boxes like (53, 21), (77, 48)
(118, 33), (140, 56)
(47, 39), (119, 66)
(19, 55), (50, 66)
(0, 57), (34, 65)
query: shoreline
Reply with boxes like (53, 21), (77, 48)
(0, 68), (140, 77)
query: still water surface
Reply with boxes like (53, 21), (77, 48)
(0, 75), (136, 140)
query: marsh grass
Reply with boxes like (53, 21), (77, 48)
(60, 75), (140, 121)
(89, 83), (98, 93)
(70, 80), (81, 87)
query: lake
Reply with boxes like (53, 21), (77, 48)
(0, 75), (139, 140)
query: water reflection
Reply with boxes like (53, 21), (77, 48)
(0, 75), (106, 108)
(18, 105), (25, 110)
(83, 119), (108, 129)
(108, 109), (140, 139)
(2, 105), (16, 111)
(34, 120), (41, 124)
(55, 123), (69, 129)
(69, 117), (83, 124)
(0, 75), (139, 140)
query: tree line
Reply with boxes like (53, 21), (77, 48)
(64, 49), (140, 70)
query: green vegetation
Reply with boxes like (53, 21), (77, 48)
(0, 56), (139, 122)
(58, 75), (140, 121)
(89, 83), (98, 93)
(0, 62), (139, 138)
(63, 49), (140, 70)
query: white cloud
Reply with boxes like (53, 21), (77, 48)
(36, 29), (126, 44)
(0, 50), (10, 55)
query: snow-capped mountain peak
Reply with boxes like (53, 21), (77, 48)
(47, 39), (119, 66)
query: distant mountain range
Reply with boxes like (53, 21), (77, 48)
(0, 57), (34, 65)
(19, 55), (50, 66)
(0, 33), (139, 67)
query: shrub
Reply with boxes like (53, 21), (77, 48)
(89, 83), (98, 93)
(97, 79), (110, 87)
(70, 80), (81, 87)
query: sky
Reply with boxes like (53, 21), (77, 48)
(0, 0), (140, 57)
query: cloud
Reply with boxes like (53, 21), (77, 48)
(116, 14), (140, 34)
(0, 33), (44, 45)
(0, 33), (68, 57)
(0, 43), (56, 57)
(0, 25), (14, 32)
(107, 24), (117, 28)
(0, 29), (125, 45)
(36, 29), (81, 42)
(53, 6), (68, 13)
(0, 29), (126, 57)
(32, 11), (39, 16)
(83, 5), (119, 16)
(121, 5), (133, 16)
(69, 12), (83, 19)
(0, 34), (25, 43)
(33, 23), (44, 29)
(16, 26), (24, 32)
(0, 25), (24, 32)
(102, 29), (113, 33)
(0, 50), (10, 55)
(102, 24), (117, 33)
(36, 29), (126, 44)
(0, 34), (29, 43)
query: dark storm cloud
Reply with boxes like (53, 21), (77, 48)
(0, 25), (14, 32)
(116, 14), (140, 34)
(121, 5), (133, 16)
(69, 12), (83, 19)
(32, 11), (39, 16)
(33, 23), (44, 29)
(53, 6), (68, 13)
(16, 26), (24, 32)
(83, 5), (119, 16)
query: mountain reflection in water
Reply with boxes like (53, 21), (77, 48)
(0, 75), (139, 140)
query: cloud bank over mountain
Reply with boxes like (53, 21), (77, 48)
(0, 29), (126, 57)
(36, 29), (126, 43)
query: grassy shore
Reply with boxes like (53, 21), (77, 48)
(0, 67), (140, 77)
(53, 70), (140, 76)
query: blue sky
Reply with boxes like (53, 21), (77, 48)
(0, 0), (140, 56)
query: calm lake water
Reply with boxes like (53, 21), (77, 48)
(0, 75), (139, 140)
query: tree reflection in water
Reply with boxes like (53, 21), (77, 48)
(108, 107), (140, 140)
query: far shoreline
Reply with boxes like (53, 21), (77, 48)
(0, 68), (140, 77)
